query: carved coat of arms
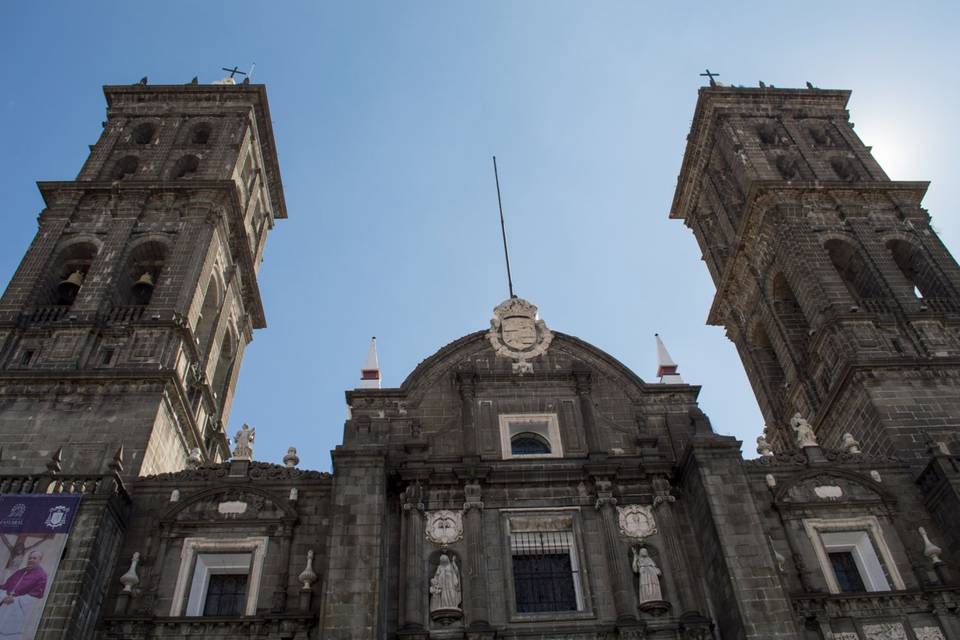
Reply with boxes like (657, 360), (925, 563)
(617, 505), (657, 540)
(487, 297), (553, 374)
(424, 510), (463, 547)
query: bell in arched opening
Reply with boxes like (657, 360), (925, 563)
(131, 272), (155, 306)
(56, 270), (85, 305)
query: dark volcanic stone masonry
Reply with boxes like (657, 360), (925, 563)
(0, 79), (958, 640)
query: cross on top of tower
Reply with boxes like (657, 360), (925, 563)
(699, 68), (720, 87)
(221, 66), (247, 80)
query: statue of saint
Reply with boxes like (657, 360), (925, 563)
(631, 547), (662, 604)
(429, 554), (461, 612)
(790, 413), (818, 448)
(233, 424), (256, 460)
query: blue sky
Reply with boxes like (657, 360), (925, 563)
(2, 2), (958, 471)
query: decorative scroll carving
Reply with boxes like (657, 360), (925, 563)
(617, 505), (657, 540)
(424, 510), (463, 547)
(862, 623), (907, 640)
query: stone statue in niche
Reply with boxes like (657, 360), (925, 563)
(424, 510), (463, 547)
(429, 553), (462, 624)
(632, 547), (669, 614)
(232, 424), (255, 460)
(790, 413), (818, 448)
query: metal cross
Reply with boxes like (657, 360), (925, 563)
(699, 69), (719, 87)
(221, 66), (248, 79)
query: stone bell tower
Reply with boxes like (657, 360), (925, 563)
(0, 77), (286, 477)
(671, 84), (960, 460)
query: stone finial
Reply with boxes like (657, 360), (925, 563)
(768, 536), (786, 573)
(790, 413), (818, 448)
(109, 444), (124, 474)
(359, 337), (382, 389)
(283, 447), (300, 468)
(919, 527), (944, 565)
(655, 334), (683, 383)
(47, 447), (64, 474)
(232, 424), (255, 461)
(298, 550), (318, 590)
(120, 552), (141, 593)
(841, 433), (862, 454)
(756, 435), (774, 457)
(186, 447), (203, 470)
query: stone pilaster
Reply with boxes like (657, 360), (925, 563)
(593, 477), (637, 622)
(462, 480), (491, 630)
(399, 482), (425, 631)
(679, 435), (802, 640)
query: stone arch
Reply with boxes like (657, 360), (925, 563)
(769, 270), (810, 357)
(161, 484), (298, 524)
(42, 237), (102, 306)
(886, 238), (950, 300)
(117, 236), (172, 306)
(131, 121), (157, 145)
(211, 325), (238, 408)
(170, 154), (200, 179)
(748, 317), (787, 400)
(774, 468), (898, 507)
(195, 271), (224, 356)
(109, 155), (139, 180)
(824, 238), (883, 302)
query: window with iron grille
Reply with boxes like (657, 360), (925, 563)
(510, 530), (581, 613)
(203, 573), (248, 616)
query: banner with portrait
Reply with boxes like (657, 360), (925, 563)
(0, 494), (81, 639)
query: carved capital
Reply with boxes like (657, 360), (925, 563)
(463, 501), (484, 513)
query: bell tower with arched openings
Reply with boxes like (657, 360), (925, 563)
(0, 78), (286, 477)
(671, 84), (960, 460)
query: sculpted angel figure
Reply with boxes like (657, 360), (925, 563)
(233, 424), (256, 460)
(790, 413), (818, 448)
(429, 554), (461, 612)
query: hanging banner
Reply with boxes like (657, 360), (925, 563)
(0, 494), (81, 639)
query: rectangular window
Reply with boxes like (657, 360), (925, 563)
(507, 519), (584, 615)
(499, 413), (563, 459)
(169, 536), (269, 617)
(203, 573), (249, 616)
(802, 517), (904, 594)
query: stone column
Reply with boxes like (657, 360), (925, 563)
(399, 482), (425, 631)
(594, 477), (637, 622)
(575, 369), (603, 456)
(462, 481), (491, 631)
(457, 371), (479, 458)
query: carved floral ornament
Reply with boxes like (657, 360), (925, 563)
(617, 505), (658, 540)
(424, 510), (463, 547)
(487, 297), (553, 374)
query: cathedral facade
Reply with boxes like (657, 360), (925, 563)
(0, 78), (957, 640)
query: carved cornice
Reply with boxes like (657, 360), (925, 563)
(143, 461), (331, 484)
(792, 586), (960, 619)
